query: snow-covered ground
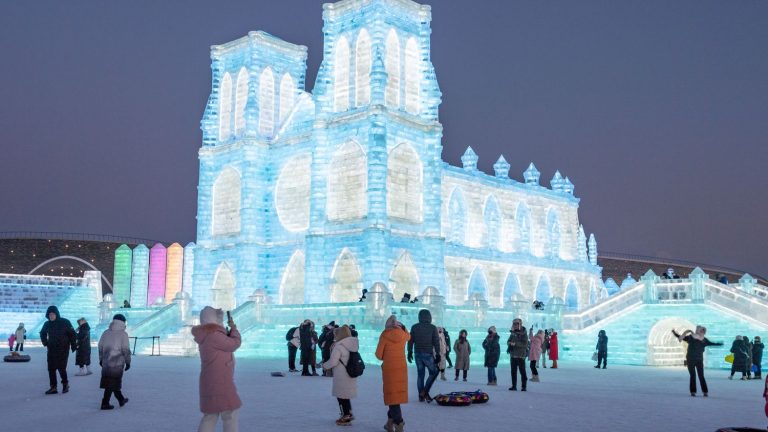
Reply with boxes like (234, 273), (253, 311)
(3, 347), (766, 431)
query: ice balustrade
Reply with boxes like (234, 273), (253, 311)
(127, 302), (181, 340)
(562, 284), (644, 330)
(705, 280), (768, 326)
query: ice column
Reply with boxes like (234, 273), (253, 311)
(130, 244), (149, 307)
(165, 243), (183, 303)
(182, 242), (196, 294)
(588, 234), (598, 266)
(147, 243), (167, 306)
(112, 244), (133, 305)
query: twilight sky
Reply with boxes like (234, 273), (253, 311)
(0, 0), (766, 277)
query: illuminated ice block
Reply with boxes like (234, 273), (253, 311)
(129, 244), (149, 307)
(165, 243), (183, 303)
(147, 243), (167, 306)
(112, 244), (132, 305)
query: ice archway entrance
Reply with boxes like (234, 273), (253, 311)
(646, 317), (696, 366)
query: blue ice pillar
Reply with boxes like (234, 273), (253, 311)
(588, 234), (598, 266)
(130, 244), (149, 307)
(641, 269), (658, 303)
(461, 147), (478, 172)
(576, 225), (587, 262)
(739, 274), (757, 295)
(523, 163), (540, 185)
(563, 176), (574, 195)
(364, 115), (389, 289)
(182, 242), (196, 299)
(550, 171), (564, 192)
(689, 267), (707, 302)
(493, 156), (510, 179)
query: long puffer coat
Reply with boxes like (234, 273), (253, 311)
(75, 322), (91, 366)
(549, 332), (559, 361)
(325, 334), (359, 399)
(191, 323), (242, 414)
(482, 333), (500, 368)
(375, 327), (410, 405)
(453, 338), (471, 371)
(731, 339), (749, 371)
(437, 328), (448, 370)
(98, 319), (131, 390)
(529, 333), (544, 362)
(40, 306), (76, 370)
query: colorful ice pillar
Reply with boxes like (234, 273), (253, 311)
(112, 244), (133, 305)
(130, 244), (149, 307)
(182, 242), (196, 293)
(165, 243), (183, 303)
(147, 243), (167, 306)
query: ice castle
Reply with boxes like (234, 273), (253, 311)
(190, 0), (603, 313)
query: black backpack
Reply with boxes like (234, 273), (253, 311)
(341, 351), (365, 378)
(285, 327), (297, 341)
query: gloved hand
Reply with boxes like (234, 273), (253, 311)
(407, 353), (413, 363)
(124, 363), (130, 371)
(434, 354), (441, 364)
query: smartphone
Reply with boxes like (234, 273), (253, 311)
(226, 311), (232, 322)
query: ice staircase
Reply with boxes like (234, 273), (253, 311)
(28, 272), (101, 339)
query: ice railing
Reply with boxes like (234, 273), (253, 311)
(704, 279), (768, 326)
(127, 302), (181, 338)
(562, 284), (644, 330)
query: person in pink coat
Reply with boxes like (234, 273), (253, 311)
(192, 306), (242, 432)
(528, 329), (544, 382)
(549, 330), (559, 368)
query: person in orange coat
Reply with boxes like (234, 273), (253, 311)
(549, 330), (559, 368)
(375, 315), (410, 432)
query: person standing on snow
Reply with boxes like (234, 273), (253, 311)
(192, 306), (242, 432)
(375, 315), (410, 432)
(453, 329), (471, 382)
(14, 323), (26, 352)
(549, 329), (559, 369)
(595, 329), (608, 369)
(40, 305), (76, 395)
(483, 326), (500, 386)
(529, 329), (544, 382)
(318, 321), (337, 377)
(437, 327), (448, 381)
(753, 336), (764, 380)
(406, 309), (441, 402)
(729, 335), (749, 380)
(75, 318), (92, 376)
(323, 325), (359, 426)
(299, 319), (315, 376)
(98, 314), (131, 409)
(672, 326), (722, 397)
(507, 318), (528, 391)
(443, 329), (453, 369)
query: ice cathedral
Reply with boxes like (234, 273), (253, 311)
(190, 0), (604, 312)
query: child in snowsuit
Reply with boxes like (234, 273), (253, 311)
(7, 334), (15, 351)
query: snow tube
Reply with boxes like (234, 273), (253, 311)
(464, 390), (490, 404)
(434, 393), (472, 407)
(4, 354), (30, 363)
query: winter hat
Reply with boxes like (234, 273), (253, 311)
(334, 325), (352, 341)
(488, 326), (496, 333)
(112, 314), (127, 323)
(200, 306), (223, 325)
(385, 315), (400, 329)
(327, 320), (336, 327)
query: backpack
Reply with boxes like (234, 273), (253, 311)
(285, 327), (297, 341)
(341, 351), (365, 378)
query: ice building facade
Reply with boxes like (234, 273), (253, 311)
(191, 0), (603, 313)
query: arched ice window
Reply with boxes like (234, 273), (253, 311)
(385, 29), (400, 108)
(327, 141), (367, 221)
(334, 36), (351, 112)
(404, 37), (420, 114)
(355, 29), (371, 107)
(258, 67), (275, 136)
(387, 142), (423, 222)
(279, 73), (295, 123)
(234, 68), (248, 136)
(218, 72), (233, 140)
(212, 167), (241, 236)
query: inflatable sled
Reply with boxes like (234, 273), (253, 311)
(4, 352), (30, 363)
(435, 390), (489, 406)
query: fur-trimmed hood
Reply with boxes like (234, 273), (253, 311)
(191, 323), (227, 344)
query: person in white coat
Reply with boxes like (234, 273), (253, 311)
(323, 325), (359, 426)
(14, 323), (26, 352)
(437, 327), (448, 380)
(97, 314), (131, 410)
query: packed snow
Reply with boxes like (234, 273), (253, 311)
(2, 347), (766, 431)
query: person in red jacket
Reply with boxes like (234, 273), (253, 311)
(549, 330), (559, 369)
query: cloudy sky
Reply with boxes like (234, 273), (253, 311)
(0, 0), (766, 276)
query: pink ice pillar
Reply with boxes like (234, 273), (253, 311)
(147, 243), (168, 306)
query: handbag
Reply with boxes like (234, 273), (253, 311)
(591, 351), (598, 362)
(724, 353), (734, 364)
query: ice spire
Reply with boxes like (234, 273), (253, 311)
(493, 155), (510, 179)
(577, 225), (587, 262)
(523, 163), (540, 185)
(563, 176), (574, 195)
(588, 233), (598, 266)
(461, 146), (478, 171)
(550, 171), (564, 191)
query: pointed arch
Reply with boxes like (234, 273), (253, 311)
(535, 275), (551, 303)
(385, 28), (401, 108)
(389, 251), (420, 302)
(467, 266), (488, 301)
(334, 35), (351, 112)
(546, 208), (561, 259)
(258, 67), (275, 136)
(330, 248), (362, 302)
(387, 142), (423, 222)
(355, 29), (371, 107)
(502, 271), (521, 304)
(447, 187), (466, 244)
(565, 279), (579, 311)
(212, 262), (236, 311)
(218, 72), (233, 140)
(327, 140), (367, 221)
(279, 72), (295, 124)
(516, 202), (531, 254)
(404, 37), (420, 114)
(275, 153), (311, 232)
(483, 195), (501, 250)
(212, 166), (241, 236)
(279, 250), (305, 305)
(234, 67), (249, 135)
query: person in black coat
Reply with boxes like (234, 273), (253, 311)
(482, 326), (501, 385)
(40, 305), (76, 394)
(443, 329), (453, 368)
(753, 336), (764, 379)
(595, 330), (608, 369)
(299, 319), (314, 376)
(75, 318), (92, 376)
(672, 326), (723, 396)
(318, 321), (337, 377)
(729, 336), (749, 380)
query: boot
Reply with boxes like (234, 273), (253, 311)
(119, 398), (129, 407)
(86, 365), (93, 375)
(76, 367), (87, 376)
(394, 421), (405, 432)
(62, 383), (69, 394)
(101, 402), (114, 410)
(45, 386), (58, 395)
(335, 414), (353, 426)
(551, 360), (558, 369)
(383, 419), (394, 432)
